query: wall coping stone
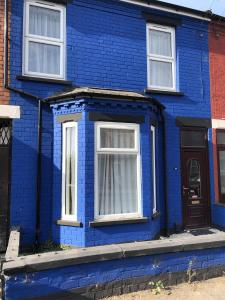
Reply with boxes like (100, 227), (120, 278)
(3, 232), (225, 275)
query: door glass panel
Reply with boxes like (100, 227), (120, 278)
(181, 131), (206, 148)
(0, 121), (11, 145)
(188, 159), (201, 198)
(217, 132), (225, 145)
(219, 150), (225, 194)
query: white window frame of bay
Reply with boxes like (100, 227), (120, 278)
(95, 122), (142, 221)
(147, 23), (176, 91)
(61, 122), (78, 221)
(23, 0), (66, 79)
(151, 125), (157, 214)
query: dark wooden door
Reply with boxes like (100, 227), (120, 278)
(0, 121), (11, 252)
(181, 150), (210, 229)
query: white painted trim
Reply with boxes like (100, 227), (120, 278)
(212, 119), (225, 129)
(151, 125), (157, 214)
(23, 0), (66, 80)
(61, 122), (78, 221)
(0, 105), (20, 119)
(94, 122), (142, 221)
(147, 23), (176, 91)
(118, 0), (210, 21)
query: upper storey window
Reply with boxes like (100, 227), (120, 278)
(147, 24), (176, 91)
(23, 0), (66, 79)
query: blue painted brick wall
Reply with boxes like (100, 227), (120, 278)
(5, 246), (225, 300)
(9, 0), (213, 247)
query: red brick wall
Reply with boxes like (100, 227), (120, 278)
(209, 21), (225, 120)
(0, 0), (9, 105)
(209, 21), (225, 201)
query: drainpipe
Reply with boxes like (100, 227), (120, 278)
(161, 110), (170, 237)
(4, 0), (44, 247)
(35, 99), (43, 246)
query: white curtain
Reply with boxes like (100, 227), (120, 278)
(29, 5), (60, 38)
(100, 128), (135, 148)
(28, 5), (61, 75)
(65, 127), (76, 216)
(98, 129), (138, 216)
(150, 60), (173, 88)
(29, 42), (60, 75)
(149, 29), (171, 57)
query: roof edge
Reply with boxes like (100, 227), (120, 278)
(46, 87), (165, 110)
(118, 0), (211, 21)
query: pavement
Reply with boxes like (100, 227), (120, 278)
(160, 227), (225, 240)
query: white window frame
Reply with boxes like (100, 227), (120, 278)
(147, 23), (176, 91)
(23, 0), (66, 79)
(151, 125), (157, 214)
(95, 122), (142, 220)
(61, 122), (78, 221)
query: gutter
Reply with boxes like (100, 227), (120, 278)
(4, 0), (45, 248)
(118, 0), (211, 21)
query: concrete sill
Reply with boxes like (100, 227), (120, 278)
(4, 231), (225, 275)
(89, 217), (149, 227)
(16, 75), (73, 86)
(152, 211), (161, 220)
(145, 89), (184, 96)
(56, 220), (83, 227)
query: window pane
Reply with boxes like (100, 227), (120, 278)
(217, 132), (225, 145)
(149, 29), (172, 57)
(219, 151), (225, 194)
(0, 126), (11, 145)
(28, 41), (60, 75)
(29, 5), (60, 39)
(98, 154), (138, 215)
(65, 126), (76, 216)
(100, 128), (135, 149)
(188, 159), (201, 198)
(181, 131), (206, 148)
(150, 60), (173, 88)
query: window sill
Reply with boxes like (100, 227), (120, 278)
(56, 220), (83, 227)
(17, 75), (73, 86)
(89, 217), (149, 227)
(145, 89), (184, 96)
(152, 211), (161, 220)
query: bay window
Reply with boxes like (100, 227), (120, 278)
(95, 122), (142, 220)
(147, 23), (176, 90)
(24, 0), (66, 79)
(62, 122), (77, 221)
(217, 130), (225, 203)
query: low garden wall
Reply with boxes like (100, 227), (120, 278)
(3, 234), (225, 300)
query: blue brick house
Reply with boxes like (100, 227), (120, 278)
(0, 0), (217, 250)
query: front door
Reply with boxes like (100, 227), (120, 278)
(181, 128), (211, 229)
(0, 120), (11, 252)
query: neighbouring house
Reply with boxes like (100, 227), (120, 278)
(0, 0), (218, 251)
(209, 19), (225, 228)
(0, 0), (20, 252)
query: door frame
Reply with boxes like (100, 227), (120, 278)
(0, 119), (12, 252)
(180, 127), (211, 229)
